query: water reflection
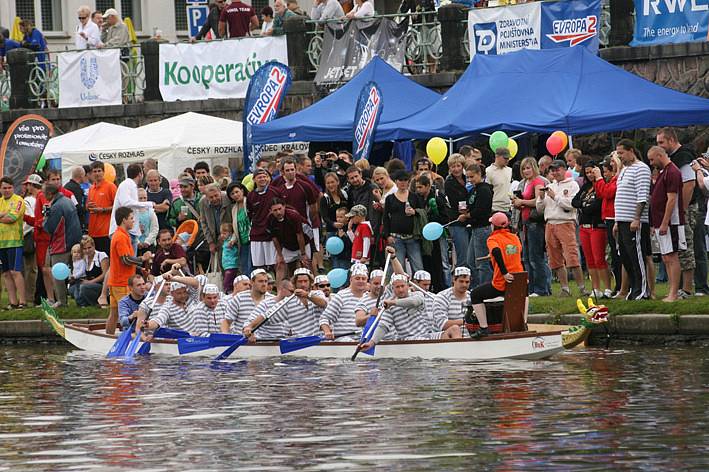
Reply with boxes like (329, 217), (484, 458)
(0, 345), (707, 470)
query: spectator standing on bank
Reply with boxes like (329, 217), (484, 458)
(486, 147), (513, 215)
(194, 0), (226, 40)
(65, 166), (87, 232)
(462, 163), (493, 288)
(346, 0), (375, 18)
(20, 20), (48, 68)
(0, 177), (27, 309)
(593, 155), (623, 296)
(267, 197), (311, 280)
(110, 164), (154, 251)
(415, 174), (448, 292)
(614, 139), (653, 300)
(99, 9), (129, 48)
(75, 5), (101, 49)
(247, 169), (285, 270)
(136, 188), (159, 253)
(288, 0), (309, 16)
(444, 153), (469, 267)
(227, 182), (252, 277)
(261, 7), (274, 34)
(264, 0), (295, 36)
(383, 170), (424, 275)
(167, 174), (202, 229)
(87, 162), (117, 255)
(536, 160), (587, 297)
(200, 183), (233, 265)
(143, 158), (170, 190)
(22, 175), (41, 305)
(219, 0), (259, 38)
(345, 166), (377, 220)
(43, 184), (82, 307)
(145, 170), (172, 230)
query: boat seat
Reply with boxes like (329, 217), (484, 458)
(502, 272), (528, 333)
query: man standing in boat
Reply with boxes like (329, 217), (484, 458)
(467, 212), (524, 338)
(221, 269), (273, 334)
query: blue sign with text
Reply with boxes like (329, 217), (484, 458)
(187, 4), (210, 38)
(632, 0), (709, 46)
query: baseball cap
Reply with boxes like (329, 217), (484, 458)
(346, 204), (367, 218)
(23, 174), (43, 186)
(102, 8), (119, 18)
(489, 212), (509, 228)
(549, 159), (567, 170)
(178, 174), (195, 186)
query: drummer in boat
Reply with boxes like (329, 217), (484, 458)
(467, 212), (524, 338)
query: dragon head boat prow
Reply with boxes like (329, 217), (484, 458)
(561, 298), (610, 349)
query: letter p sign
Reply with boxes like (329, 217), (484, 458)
(187, 4), (210, 38)
(474, 22), (497, 55)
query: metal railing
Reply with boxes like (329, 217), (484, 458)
(27, 45), (145, 107)
(0, 69), (10, 111)
(306, 11), (442, 76)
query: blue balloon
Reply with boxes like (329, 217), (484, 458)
(52, 262), (71, 281)
(422, 222), (444, 241)
(325, 236), (345, 255)
(327, 268), (348, 289)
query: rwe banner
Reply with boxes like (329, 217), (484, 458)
(631, 0), (709, 46)
(468, 0), (601, 57)
(315, 18), (406, 86)
(159, 37), (288, 101)
(58, 49), (122, 108)
(0, 114), (53, 193)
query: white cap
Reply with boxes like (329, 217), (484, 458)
(195, 274), (208, 286)
(391, 273), (409, 283)
(369, 269), (384, 280)
(350, 264), (368, 277)
(314, 275), (329, 285)
(102, 8), (119, 18)
(203, 283), (220, 295)
(233, 275), (250, 285)
(250, 268), (267, 280)
(293, 267), (314, 280)
(453, 266), (471, 277)
(413, 270), (431, 281)
(171, 282), (186, 291)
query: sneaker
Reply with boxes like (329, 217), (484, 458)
(603, 289), (614, 299)
(470, 327), (489, 339)
(677, 289), (691, 299)
(559, 287), (571, 297)
(695, 291), (707, 297)
(589, 289), (603, 299)
(579, 287), (591, 297)
(528, 293), (539, 297)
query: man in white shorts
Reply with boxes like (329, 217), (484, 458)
(246, 168), (285, 270)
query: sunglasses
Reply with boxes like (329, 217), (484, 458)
(318, 284), (331, 288)
(78, 16), (87, 19)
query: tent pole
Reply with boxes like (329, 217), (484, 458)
(569, 134), (574, 149)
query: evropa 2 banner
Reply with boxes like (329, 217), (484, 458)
(468, 0), (600, 57)
(315, 18), (406, 86)
(352, 81), (383, 162)
(243, 62), (292, 172)
(632, 0), (709, 46)
(159, 37), (288, 101)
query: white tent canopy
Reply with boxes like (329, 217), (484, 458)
(58, 112), (308, 181)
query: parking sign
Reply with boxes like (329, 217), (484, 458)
(187, 4), (210, 38)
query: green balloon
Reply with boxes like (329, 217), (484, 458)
(489, 131), (509, 153)
(36, 155), (46, 171)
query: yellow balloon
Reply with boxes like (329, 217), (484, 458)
(552, 130), (568, 150)
(507, 138), (518, 158)
(426, 137), (447, 166)
(104, 163), (116, 183)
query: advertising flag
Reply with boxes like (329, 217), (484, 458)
(352, 81), (383, 162)
(0, 114), (53, 193)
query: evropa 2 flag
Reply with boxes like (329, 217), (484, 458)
(352, 81), (383, 162)
(243, 61), (292, 172)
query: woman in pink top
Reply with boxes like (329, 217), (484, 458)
(512, 157), (551, 296)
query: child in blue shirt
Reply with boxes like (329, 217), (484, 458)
(220, 222), (239, 293)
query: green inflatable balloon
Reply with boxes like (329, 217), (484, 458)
(36, 155), (46, 171)
(489, 131), (509, 153)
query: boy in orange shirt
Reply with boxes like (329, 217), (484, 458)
(468, 212), (524, 338)
(87, 162), (117, 255)
(106, 207), (152, 334)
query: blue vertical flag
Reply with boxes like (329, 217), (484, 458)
(352, 81), (383, 162)
(243, 61), (292, 172)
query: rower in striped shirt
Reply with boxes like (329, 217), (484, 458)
(221, 269), (273, 334)
(243, 279), (293, 340)
(190, 283), (228, 337)
(357, 274), (462, 349)
(319, 263), (371, 341)
(313, 274), (331, 299)
(141, 279), (201, 334)
(433, 267), (472, 332)
(288, 268), (327, 337)
(411, 270), (440, 332)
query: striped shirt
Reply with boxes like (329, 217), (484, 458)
(190, 300), (228, 337)
(420, 291), (439, 332)
(377, 292), (432, 340)
(267, 291), (324, 337)
(152, 298), (198, 333)
(319, 288), (372, 336)
(245, 297), (290, 340)
(433, 288), (470, 330)
(614, 161), (651, 223)
(225, 291), (273, 334)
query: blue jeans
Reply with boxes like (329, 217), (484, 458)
(449, 225), (470, 268)
(239, 242), (252, 276)
(392, 237), (424, 274)
(439, 237), (451, 288)
(523, 222), (552, 295)
(466, 226), (492, 289)
(72, 282), (102, 307)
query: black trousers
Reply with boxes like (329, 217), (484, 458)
(470, 282), (505, 305)
(606, 219), (622, 293)
(616, 221), (650, 300)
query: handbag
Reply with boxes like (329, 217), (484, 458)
(205, 253), (223, 288)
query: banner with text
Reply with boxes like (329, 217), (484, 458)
(632, 0), (709, 46)
(159, 37), (288, 101)
(58, 49), (122, 108)
(0, 115), (53, 194)
(352, 81), (383, 162)
(315, 18), (406, 85)
(468, 0), (600, 57)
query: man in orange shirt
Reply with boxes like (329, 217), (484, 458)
(87, 162), (117, 255)
(467, 212), (524, 338)
(107, 207), (152, 334)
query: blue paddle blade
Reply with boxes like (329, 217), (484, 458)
(124, 330), (142, 359)
(137, 342), (151, 355)
(107, 322), (136, 358)
(177, 337), (212, 355)
(209, 333), (247, 348)
(279, 335), (323, 354)
(360, 316), (377, 356)
(153, 327), (191, 339)
(214, 337), (249, 361)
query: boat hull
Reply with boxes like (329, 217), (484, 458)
(64, 323), (564, 361)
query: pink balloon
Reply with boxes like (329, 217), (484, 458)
(546, 135), (564, 156)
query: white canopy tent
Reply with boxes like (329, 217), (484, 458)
(57, 112), (308, 181)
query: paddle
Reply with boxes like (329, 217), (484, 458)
(351, 253), (392, 361)
(409, 280), (436, 299)
(178, 336), (212, 354)
(213, 293), (296, 361)
(153, 327), (191, 339)
(279, 331), (357, 354)
(209, 332), (248, 348)
(129, 278), (167, 357)
(107, 320), (136, 358)
(352, 307), (388, 361)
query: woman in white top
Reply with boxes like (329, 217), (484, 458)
(75, 5), (101, 49)
(75, 236), (109, 307)
(346, 0), (374, 18)
(261, 6), (274, 34)
(136, 188), (159, 252)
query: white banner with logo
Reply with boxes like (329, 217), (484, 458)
(58, 49), (122, 108)
(159, 37), (289, 101)
(468, 3), (541, 57)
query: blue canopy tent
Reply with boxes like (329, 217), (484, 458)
(251, 56), (440, 144)
(377, 47), (709, 140)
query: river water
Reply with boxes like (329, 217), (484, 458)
(0, 344), (707, 471)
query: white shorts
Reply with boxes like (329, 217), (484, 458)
(654, 226), (686, 256)
(282, 246), (312, 264)
(251, 241), (277, 267)
(312, 227), (321, 251)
